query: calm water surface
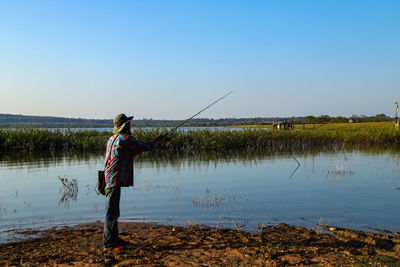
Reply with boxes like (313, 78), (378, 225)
(0, 150), (399, 242)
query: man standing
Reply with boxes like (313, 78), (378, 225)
(103, 113), (163, 251)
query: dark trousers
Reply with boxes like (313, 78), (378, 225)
(103, 186), (121, 248)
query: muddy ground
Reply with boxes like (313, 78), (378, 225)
(1, 222), (400, 266)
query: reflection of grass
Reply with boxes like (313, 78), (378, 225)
(258, 222), (265, 234)
(2, 147), (397, 172)
(326, 161), (355, 176)
(58, 176), (79, 207)
(233, 221), (243, 232)
(0, 198), (6, 217)
(23, 201), (32, 207)
(316, 217), (324, 235)
(192, 187), (237, 210)
(216, 216), (224, 229)
(93, 202), (99, 212)
(186, 219), (197, 228)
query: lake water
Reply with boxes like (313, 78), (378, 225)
(1, 150), (399, 243)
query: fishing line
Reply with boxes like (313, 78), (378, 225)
(163, 91), (234, 137)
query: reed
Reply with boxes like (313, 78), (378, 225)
(0, 128), (110, 153)
(0, 122), (399, 154)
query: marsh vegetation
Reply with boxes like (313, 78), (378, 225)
(0, 122), (399, 154)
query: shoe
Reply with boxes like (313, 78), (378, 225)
(103, 245), (125, 252)
(112, 246), (124, 252)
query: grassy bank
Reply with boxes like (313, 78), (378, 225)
(0, 122), (399, 153)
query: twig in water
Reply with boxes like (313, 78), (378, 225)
(291, 152), (300, 166)
(58, 176), (78, 207)
(289, 152), (301, 178)
(258, 222), (265, 234)
(186, 218), (197, 228)
(316, 217), (324, 235)
(233, 220), (244, 232)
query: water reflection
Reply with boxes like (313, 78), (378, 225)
(0, 151), (101, 169)
(58, 177), (78, 208)
(0, 198), (6, 218)
(1, 147), (400, 241)
(1, 146), (400, 168)
(192, 187), (238, 211)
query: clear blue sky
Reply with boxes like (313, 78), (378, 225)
(0, 0), (399, 120)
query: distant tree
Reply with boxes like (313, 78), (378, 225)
(329, 116), (348, 123)
(316, 115), (331, 123)
(375, 113), (389, 122)
(304, 116), (317, 123)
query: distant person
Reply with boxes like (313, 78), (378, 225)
(103, 113), (164, 251)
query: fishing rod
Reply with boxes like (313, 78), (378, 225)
(162, 91), (234, 138)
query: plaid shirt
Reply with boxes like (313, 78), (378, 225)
(104, 133), (153, 188)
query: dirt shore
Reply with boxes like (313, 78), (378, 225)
(1, 222), (400, 266)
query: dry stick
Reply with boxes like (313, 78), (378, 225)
(289, 152), (301, 178)
(291, 152), (300, 166)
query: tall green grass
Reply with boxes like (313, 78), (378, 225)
(0, 128), (109, 153)
(0, 123), (399, 154)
